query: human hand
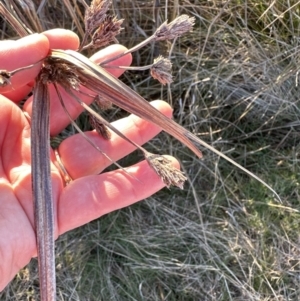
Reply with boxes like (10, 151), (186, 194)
(0, 29), (178, 290)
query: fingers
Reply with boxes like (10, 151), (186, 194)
(23, 44), (132, 136)
(1, 29), (80, 102)
(58, 156), (180, 234)
(3, 83), (35, 103)
(0, 34), (49, 99)
(56, 100), (173, 179)
(0, 95), (31, 176)
(42, 28), (80, 50)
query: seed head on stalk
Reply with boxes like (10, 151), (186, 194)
(155, 15), (195, 41)
(84, 0), (111, 32)
(80, 0), (118, 51)
(82, 15), (124, 50)
(150, 55), (173, 85)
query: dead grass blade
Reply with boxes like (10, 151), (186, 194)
(62, 0), (85, 39)
(8, 0), (42, 33)
(0, 2), (30, 37)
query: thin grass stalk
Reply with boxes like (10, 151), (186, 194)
(62, 0), (85, 38)
(0, 2), (30, 37)
(8, 0), (42, 33)
(31, 77), (56, 301)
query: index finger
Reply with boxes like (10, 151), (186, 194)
(0, 34), (49, 95)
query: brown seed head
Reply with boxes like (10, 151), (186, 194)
(91, 15), (123, 48)
(88, 112), (111, 140)
(84, 0), (111, 33)
(145, 152), (187, 189)
(94, 95), (113, 110)
(41, 58), (80, 91)
(150, 55), (173, 85)
(155, 15), (195, 41)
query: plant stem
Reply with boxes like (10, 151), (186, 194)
(31, 76), (56, 301)
(100, 35), (155, 66)
(104, 64), (154, 71)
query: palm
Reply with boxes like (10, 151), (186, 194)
(0, 97), (40, 286)
(0, 29), (176, 291)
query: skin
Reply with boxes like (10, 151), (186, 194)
(0, 29), (179, 290)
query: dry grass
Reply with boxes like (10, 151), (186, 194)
(1, 0), (300, 300)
